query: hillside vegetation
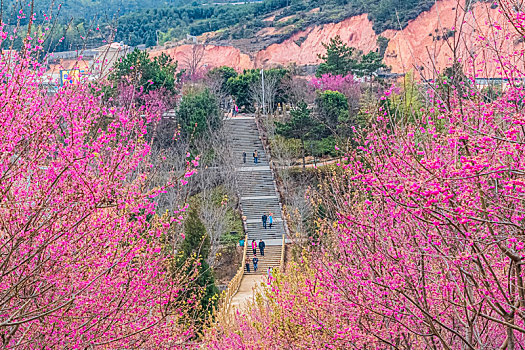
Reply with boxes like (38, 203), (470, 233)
(4, 0), (435, 51)
(116, 0), (435, 47)
(3, 0), (190, 22)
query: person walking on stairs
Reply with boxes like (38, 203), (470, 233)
(262, 214), (267, 229)
(259, 239), (265, 256)
(252, 256), (259, 272)
(268, 213), (273, 229)
(228, 97), (233, 115)
(232, 101), (238, 117)
(253, 150), (258, 164)
(251, 240), (257, 256)
(242, 151), (246, 164)
(245, 256), (250, 273)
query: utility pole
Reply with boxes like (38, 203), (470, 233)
(261, 68), (265, 115)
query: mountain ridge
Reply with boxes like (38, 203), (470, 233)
(2, 0), (436, 51)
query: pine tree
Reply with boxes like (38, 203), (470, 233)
(275, 102), (324, 168)
(316, 36), (357, 77)
(178, 207), (218, 319)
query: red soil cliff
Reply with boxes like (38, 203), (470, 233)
(255, 14), (377, 67)
(151, 0), (512, 77)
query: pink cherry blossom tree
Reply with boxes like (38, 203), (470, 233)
(0, 39), (201, 348)
(310, 73), (362, 111)
(206, 2), (525, 349)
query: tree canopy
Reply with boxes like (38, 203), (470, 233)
(315, 90), (349, 136)
(275, 102), (324, 167)
(316, 35), (387, 77)
(317, 36), (357, 77)
(109, 49), (179, 93)
(177, 88), (221, 138)
(178, 206), (219, 316)
(0, 49), (202, 347)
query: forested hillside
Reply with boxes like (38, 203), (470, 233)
(1, 0), (192, 51)
(4, 0), (436, 51)
(3, 0), (189, 22)
(116, 0), (436, 47)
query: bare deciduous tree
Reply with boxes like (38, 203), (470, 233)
(147, 114), (238, 266)
(250, 72), (281, 114)
(184, 44), (205, 79)
(205, 71), (231, 111)
(191, 125), (238, 267)
(280, 75), (316, 107)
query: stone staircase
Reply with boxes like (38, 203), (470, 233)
(229, 118), (270, 168)
(237, 171), (275, 196)
(225, 116), (285, 276)
(245, 245), (281, 275)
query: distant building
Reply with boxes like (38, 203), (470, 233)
(186, 34), (198, 44)
(43, 42), (141, 93)
(376, 70), (405, 80)
(474, 77), (520, 88)
(91, 42), (133, 78)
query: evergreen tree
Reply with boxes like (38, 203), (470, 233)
(316, 36), (357, 77)
(353, 51), (387, 77)
(110, 49), (178, 94)
(178, 207), (218, 318)
(226, 68), (288, 111)
(316, 90), (350, 136)
(317, 36), (387, 78)
(275, 102), (324, 168)
(207, 66), (238, 91)
(177, 88), (221, 138)
(226, 70), (259, 110)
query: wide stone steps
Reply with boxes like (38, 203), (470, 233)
(240, 187), (275, 198)
(237, 170), (274, 182)
(225, 117), (285, 243)
(228, 134), (263, 140)
(244, 248), (281, 275)
(237, 171), (275, 194)
(222, 115), (287, 308)
(239, 186), (275, 197)
(241, 202), (282, 220)
(236, 160), (270, 167)
(245, 226), (284, 241)
(233, 151), (268, 159)
(247, 221), (283, 227)
(246, 221), (283, 230)
(233, 150), (269, 166)
(232, 149), (267, 158)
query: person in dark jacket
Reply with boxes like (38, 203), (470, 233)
(253, 150), (258, 164)
(259, 239), (266, 256)
(252, 257), (259, 272)
(242, 151), (246, 163)
(262, 214), (267, 229)
(245, 256), (250, 272)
